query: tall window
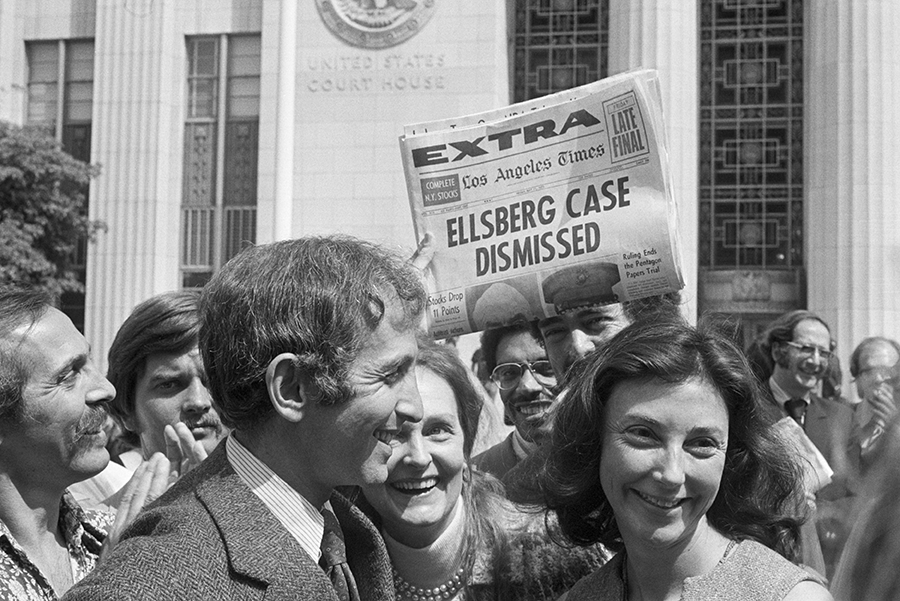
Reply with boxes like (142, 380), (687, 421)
(181, 35), (260, 288)
(698, 0), (803, 271)
(26, 39), (94, 330)
(512, 0), (608, 102)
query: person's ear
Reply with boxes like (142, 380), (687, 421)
(771, 342), (786, 364)
(266, 353), (315, 423)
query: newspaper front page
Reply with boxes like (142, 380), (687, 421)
(400, 69), (685, 338)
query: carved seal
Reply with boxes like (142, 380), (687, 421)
(315, 0), (437, 49)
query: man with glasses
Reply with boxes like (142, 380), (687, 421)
(761, 309), (855, 578)
(762, 311), (853, 464)
(473, 323), (557, 482)
(848, 336), (900, 473)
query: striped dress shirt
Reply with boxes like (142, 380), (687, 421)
(226, 435), (325, 562)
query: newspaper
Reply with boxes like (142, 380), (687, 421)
(770, 416), (834, 494)
(400, 69), (685, 338)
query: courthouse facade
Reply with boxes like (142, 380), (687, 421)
(0, 0), (897, 365)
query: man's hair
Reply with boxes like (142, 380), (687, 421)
(849, 336), (900, 378)
(0, 287), (52, 420)
(765, 309), (831, 346)
(106, 290), (201, 427)
(621, 291), (683, 324)
(200, 235), (426, 431)
(541, 317), (805, 560)
(479, 322), (541, 375)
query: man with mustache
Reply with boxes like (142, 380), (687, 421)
(65, 236), (426, 601)
(0, 287), (117, 598)
(105, 290), (227, 474)
(473, 323), (557, 482)
(759, 309), (856, 578)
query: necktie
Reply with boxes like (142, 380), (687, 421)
(319, 507), (360, 601)
(785, 398), (807, 428)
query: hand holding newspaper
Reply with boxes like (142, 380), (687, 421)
(400, 69), (685, 338)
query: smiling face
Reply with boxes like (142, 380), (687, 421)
(495, 330), (557, 443)
(0, 308), (115, 489)
(599, 377), (729, 552)
(130, 346), (226, 458)
(772, 319), (831, 397)
(361, 366), (466, 548)
(855, 340), (900, 400)
(298, 298), (423, 502)
(538, 304), (630, 379)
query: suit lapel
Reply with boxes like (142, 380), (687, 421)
(804, 394), (833, 461)
(193, 446), (338, 599)
(331, 491), (395, 601)
(502, 433), (518, 470)
(760, 383), (787, 425)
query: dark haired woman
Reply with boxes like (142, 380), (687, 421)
(541, 319), (831, 601)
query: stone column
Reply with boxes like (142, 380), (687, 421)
(86, 0), (182, 367)
(608, 0), (700, 322)
(272, 0), (296, 242)
(0, 0), (20, 124)
(805, 0), (900, 353)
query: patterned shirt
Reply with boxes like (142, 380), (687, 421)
(0, 492), (113, 601)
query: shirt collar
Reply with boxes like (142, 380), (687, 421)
(769, 375), (810, 411)
(226, 435), (324, 563)
(0, 492), (108, 594)
(510, 429), (536, 461)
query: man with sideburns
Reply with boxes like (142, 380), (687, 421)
(473, 323), (557, 482)
(0, 287), (116, 599)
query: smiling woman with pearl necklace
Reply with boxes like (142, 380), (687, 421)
(353, 340), (610, 601)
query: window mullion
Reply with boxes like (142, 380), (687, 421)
(55, 40), (65, 142)
(213, 34), (228, 272)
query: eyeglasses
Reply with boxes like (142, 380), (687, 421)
(490, 360), (555, 390)
(856, 366), (898, 382)
(784, 340), (833, 360)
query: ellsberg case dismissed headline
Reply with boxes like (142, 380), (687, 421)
(400, 69), (685, 338)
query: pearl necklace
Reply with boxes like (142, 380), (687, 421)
(392, 565), (466, 601)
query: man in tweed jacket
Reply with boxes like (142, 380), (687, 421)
(65, 236), (428, 600)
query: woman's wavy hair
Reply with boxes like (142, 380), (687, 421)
(540, 317), (805, 560)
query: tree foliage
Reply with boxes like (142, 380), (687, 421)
(0, 121), (103, 301)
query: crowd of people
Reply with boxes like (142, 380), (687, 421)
(0, 233), (896, 600)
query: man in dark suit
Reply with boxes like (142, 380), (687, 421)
(757, 309), (855, 578)
(473, 323), (557, 482)
(759, 311), (855, 491)
(65, 235), (427, 601)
